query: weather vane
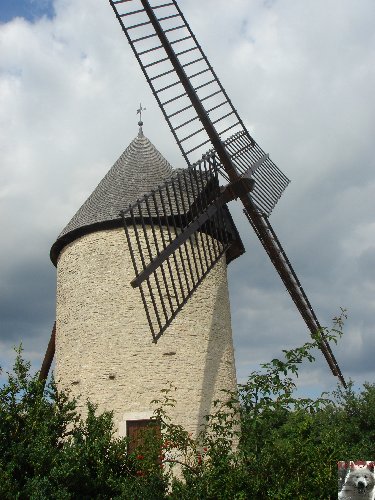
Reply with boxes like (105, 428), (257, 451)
(137, 103), (146, 127)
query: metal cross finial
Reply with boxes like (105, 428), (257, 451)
(137, 103), (146, 127)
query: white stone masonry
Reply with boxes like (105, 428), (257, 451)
(55, 227), (237, 438)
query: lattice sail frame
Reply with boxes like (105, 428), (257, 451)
(109, 0), (289, 216)
(121, 155), (233, 342)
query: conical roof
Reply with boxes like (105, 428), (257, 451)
(50, 128), (245, 266)
(50, 128), (175, 265)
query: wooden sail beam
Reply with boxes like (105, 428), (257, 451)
(39, 322), (56, 386)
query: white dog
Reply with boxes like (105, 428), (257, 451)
(339, 462), (375, 500)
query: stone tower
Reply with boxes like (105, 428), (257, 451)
(50, 126), (244, 438)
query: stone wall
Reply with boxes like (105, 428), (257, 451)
(55, 227), (237, 438)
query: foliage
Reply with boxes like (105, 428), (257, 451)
(1, 311), (375, 498)
(0, 347), (166, 499)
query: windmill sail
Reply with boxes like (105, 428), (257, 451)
(121, 154), (235, 342)
(109, 0), (289, 216)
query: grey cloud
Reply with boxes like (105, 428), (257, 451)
(0, 258), (55, 341)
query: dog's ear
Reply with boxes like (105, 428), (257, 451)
(368, 462), (374, 472)
(350, 461), (355, 470)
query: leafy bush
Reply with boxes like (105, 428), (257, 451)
(1, 313), (374, 498)
(0, 347), (166, 499)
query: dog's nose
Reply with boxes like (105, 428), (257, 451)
(357, 480), (366, 489)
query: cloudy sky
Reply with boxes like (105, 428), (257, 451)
(0, 0), (374, 397)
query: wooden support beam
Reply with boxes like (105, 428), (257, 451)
(39, 322), (56, 385)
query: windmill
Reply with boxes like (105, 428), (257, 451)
(40, 0), (345, 429)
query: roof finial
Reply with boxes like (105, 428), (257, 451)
(137, 103), (146, 135)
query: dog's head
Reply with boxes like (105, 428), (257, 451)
(348, 463), (375, 494)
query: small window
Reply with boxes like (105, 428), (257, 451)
(126, 419), (161, 455)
